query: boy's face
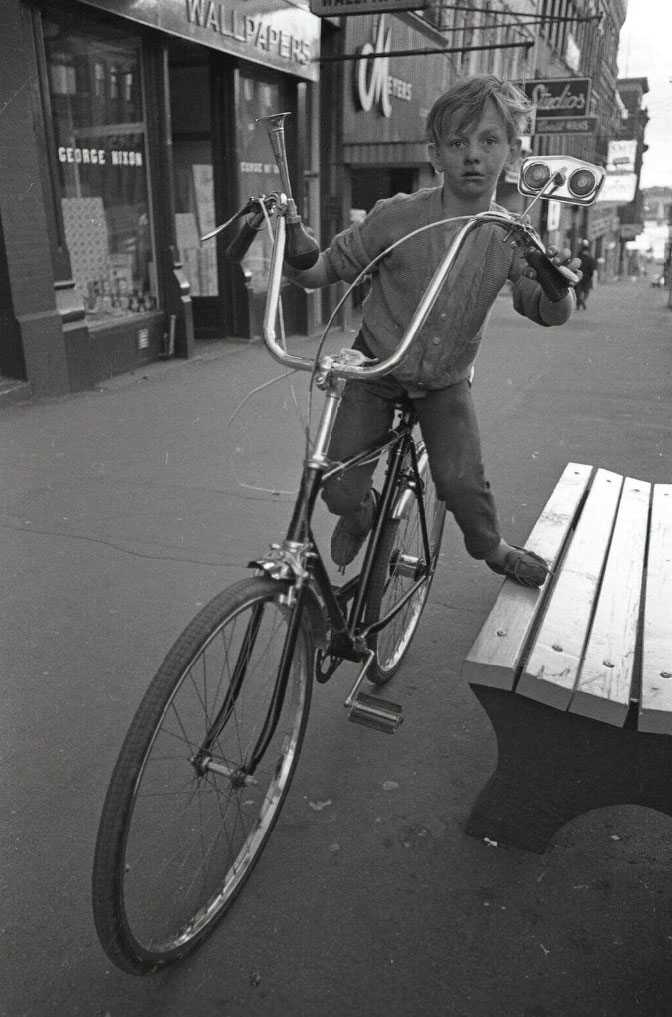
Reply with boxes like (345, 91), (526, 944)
(428, 99), (521, 205)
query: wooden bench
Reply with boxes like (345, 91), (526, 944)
(462, 462), (672, 853)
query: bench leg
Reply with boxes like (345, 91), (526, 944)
(466, 685), (672, 853)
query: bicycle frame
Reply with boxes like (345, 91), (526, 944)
(242, 142), (599, 740)
(252, 402), (434, 665)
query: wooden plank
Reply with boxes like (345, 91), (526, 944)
(462, 462), (593, 690)
(638, 484), (672, 734)
(569, 477), (650, 727)
(516, 468), (623, 709)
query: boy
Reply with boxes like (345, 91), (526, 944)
(285, 75), (581, 587)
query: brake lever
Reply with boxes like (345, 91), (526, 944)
(201, 195), (279, 243)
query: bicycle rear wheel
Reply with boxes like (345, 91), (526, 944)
(92, 576), (312, 975)
(364, 448), (445, 684)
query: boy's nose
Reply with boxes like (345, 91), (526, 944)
(464, 144), (481, 163)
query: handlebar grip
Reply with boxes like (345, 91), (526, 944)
(525, 250), (570, 303)
(225, 216), (263, 262)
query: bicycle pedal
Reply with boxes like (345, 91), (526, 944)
(347, 692), (403, 734)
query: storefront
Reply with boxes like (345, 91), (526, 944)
(0, 0), (320, 395)
(340, 14), (451, 214)
(313, 12), (452, 324)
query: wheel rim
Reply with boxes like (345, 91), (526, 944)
(375, 476), (444, 674)
(118, 594), (309, 959)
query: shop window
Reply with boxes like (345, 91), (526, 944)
(44, 21), (158, 323)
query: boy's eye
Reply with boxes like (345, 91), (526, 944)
(447, 139), (465, 149)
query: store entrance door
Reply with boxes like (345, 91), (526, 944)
(169, 47), (223, 339)
(351, 167), (416, 213)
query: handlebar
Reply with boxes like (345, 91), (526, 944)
(262, 210), (578, 381)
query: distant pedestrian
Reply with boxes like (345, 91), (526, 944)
(575, 239), (597, 309)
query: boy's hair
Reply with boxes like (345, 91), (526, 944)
(426, 75), (531, 145)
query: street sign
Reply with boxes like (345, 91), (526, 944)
(535, 115), (598, 135)
(516, 77), (594, 136)
(519, 77), (592, 117)
(310, 0), (427, 14)
(607, 139), (637, 174)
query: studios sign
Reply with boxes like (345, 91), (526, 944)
(518, 77), (597, 135)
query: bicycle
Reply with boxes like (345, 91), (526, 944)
(92, 114), (605, 975)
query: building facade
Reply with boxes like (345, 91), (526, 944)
(1, 0), (635, 397)
(0, 0), (321, 396)
(315, 0), (630, 325)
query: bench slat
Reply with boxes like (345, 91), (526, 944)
(462, 462), (593, 691)
(569, 477), (650, 727)
(516, 468), (623, 710)
(639, 484), (672, 734)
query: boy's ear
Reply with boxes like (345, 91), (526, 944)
(508, 137), (523, 162)
(428, 143), (442, 174)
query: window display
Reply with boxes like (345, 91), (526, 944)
(45, 21), (158, 322)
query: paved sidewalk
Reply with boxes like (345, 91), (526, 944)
(2, 279), (672, 1017)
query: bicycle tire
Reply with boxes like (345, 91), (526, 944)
(364, 451), (445, 684)
(92, 576), (313, 975)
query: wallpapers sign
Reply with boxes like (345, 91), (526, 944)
(77, 0), (321, 81)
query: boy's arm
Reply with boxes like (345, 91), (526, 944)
(512, 275), (576, 325)
(285, 195), (393, 290)
(283, 251), (339, 289)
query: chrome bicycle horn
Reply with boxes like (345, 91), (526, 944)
(257, 112), (320, 270)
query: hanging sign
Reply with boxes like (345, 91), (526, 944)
(535, 115), (597, 135)
(517, 77), (595, 135)
(607, 139), (637, 174)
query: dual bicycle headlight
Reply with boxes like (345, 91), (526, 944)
(518, 156), (606, 205)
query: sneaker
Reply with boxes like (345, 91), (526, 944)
(486, 545), (549, 588)
(331, 490), (379, 568)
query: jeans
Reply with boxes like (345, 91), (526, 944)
(321, 340), (501, 560)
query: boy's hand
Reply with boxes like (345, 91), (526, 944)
(523, 243), (583, 303)
(523, 245), (582, 285)
(546, 246), (583, 283)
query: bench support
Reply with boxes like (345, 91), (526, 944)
(466, 685), (672, 853)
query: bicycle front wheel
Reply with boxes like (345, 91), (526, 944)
(92, 576), (313, 975)
(364, 451), (445, 684)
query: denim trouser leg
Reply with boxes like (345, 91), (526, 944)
(321, 370), (501, 560)
(321, 379), (396, 530)
(411, 381), (501, 560)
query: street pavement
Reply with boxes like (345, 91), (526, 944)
(1, 278), (671, 1017)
